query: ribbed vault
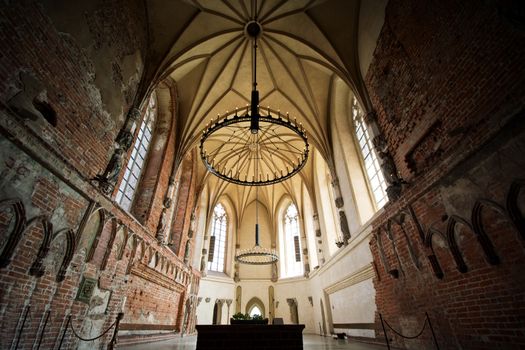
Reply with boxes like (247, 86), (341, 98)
(140, 0), (382, 222)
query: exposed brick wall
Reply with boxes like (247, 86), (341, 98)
(170, 151), (197, 257)
(0, 2), (200, 349)
(366, 1), (525, 349)
(0, 0), (147, 179)
(132, 80), (178, 232)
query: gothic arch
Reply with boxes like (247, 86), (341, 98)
(424, 227), (447, 279)
(245, 297), (265, 318)
(54, 229), (76, 282)
(446, 215), (474, 273)
(100, 217), (119, 271)
(471, 199), (505, 265)
(507, 179), (525, 238)
(27, 215), (53, 277)
(389, 211), (422, 271)
(0, 198), (27, 268)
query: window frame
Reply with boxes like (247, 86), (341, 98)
(207, 203), (228, 272)
(115, 93), (157, 211)
(282, 202), (303, 277)
(351, 97), (388, 209)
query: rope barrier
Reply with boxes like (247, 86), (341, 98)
(379, 312), (440, 350)
(383, 317), (427, 339)
(67, 315), (118, 342)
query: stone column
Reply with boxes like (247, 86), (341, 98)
(225, 299), (233, 324)
(215, 299), (224, 325)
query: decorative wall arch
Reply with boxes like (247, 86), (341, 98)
(85, 206), (107, 262)
(100, 217), (119, 270)
(245, 297), (265, 318)
(507, 179), (525, 238)
(27, 215), (53, 277)
(0, 198), (27, 268)
(374, 229), (390, 275)
(54, 229), (76, 282)
(424, 227), (447, 279)
(390, 211), (422, 271)
(446, 215), (475, 273)
(471, 199), (505, 265)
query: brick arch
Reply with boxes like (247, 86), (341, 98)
(100, 217), (120, 271)
(390, 211), (423, 271)
(85, 207), (108, 262)
(446, 215), (477, 273)
(131, 80), (178, 224)
(169, 150), (197, 256)
(471, 199), (506, 265)
(0, 198), (27, 268)
(375, 226), (401, 279)
(507, 179), (525, 238)
(27, 215), (53, 277)
(424, 226), (447, 279)
(54, 228), (76, 282)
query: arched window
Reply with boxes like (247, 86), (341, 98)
(249, 305), (262, 318)
(352, 97), (388, 208)
(208, 203), (227, 272)
(283, 203), (303, 277)
(116, 93), (157, 211)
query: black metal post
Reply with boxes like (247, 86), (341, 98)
(379, 313), (391, 350)
(108, 312), (124, 350)
(426, 312), (440, 350)
(14, 305), (30, 350)
(57, 315), (71, 350)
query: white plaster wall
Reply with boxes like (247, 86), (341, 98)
(330, 279), (375, 337)
(307, 224), (377, 337)
(196, 276), (235, 325)
(195, 205), (379, 339)
(358, 0), (388, 78)
(238, 201), (272, 279)
(237, 280), (272, 317)
(274, 278), (316, 333)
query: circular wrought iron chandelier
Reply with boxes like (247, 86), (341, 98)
(201, 4), (308, 265)
(199, 20), (309, 187)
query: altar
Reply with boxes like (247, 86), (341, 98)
(195, 324), (305, 349)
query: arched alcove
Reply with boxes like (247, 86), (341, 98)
(245, 297), (265, 318)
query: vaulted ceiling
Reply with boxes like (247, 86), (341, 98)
(140, 0), (386, 215)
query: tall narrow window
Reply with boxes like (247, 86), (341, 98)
(352, 97), (388, 208)
(116, 93), (157, 211)
(284, 203), (303, 277)
(208, 203), (227, 272)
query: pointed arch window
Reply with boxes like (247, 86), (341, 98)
(352, 97), (388, 208)
(116, 93), (157, 211)
(283, 203), (303, 277)
(208, 203), (227, 272)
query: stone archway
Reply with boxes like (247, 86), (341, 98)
(245, 297), (265, 318)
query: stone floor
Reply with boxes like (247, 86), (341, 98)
(119, 334), (390, 350)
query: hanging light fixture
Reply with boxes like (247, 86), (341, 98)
(199, 10), (309, 187)
(200, 0), (308, 265)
